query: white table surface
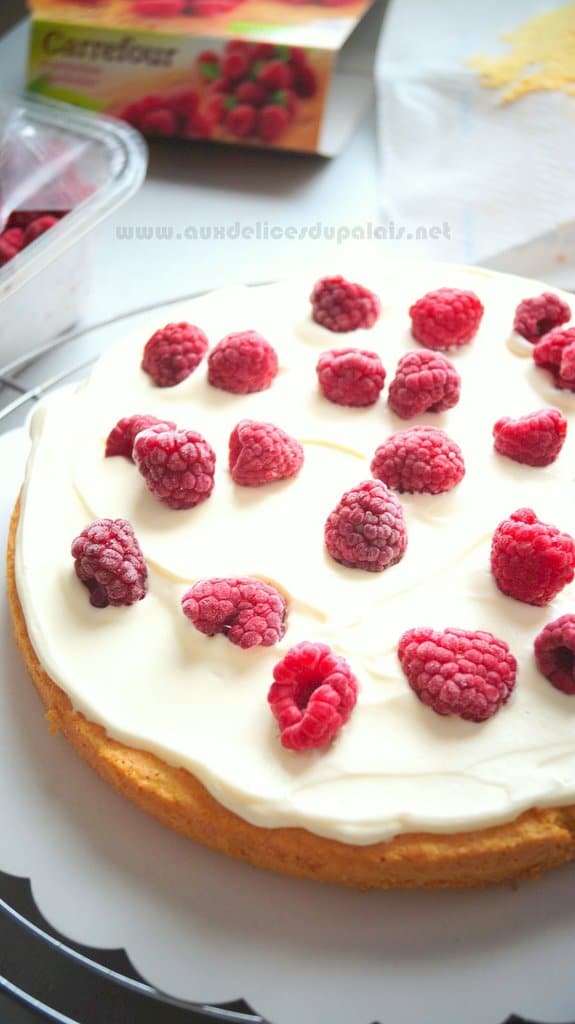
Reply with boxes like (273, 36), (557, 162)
(0, 18), (382, 331)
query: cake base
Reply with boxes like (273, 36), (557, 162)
(8, 499), (575, 890)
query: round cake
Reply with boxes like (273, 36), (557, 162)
(8, 262), (575, 889)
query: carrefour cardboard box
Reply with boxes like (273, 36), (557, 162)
(26, 0), (381, 154)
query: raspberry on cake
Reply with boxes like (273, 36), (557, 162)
(105, 414), (177, 459)
(228, 420), (304, 485)
(513, 292), (571, 344)
(268, 641), (358, 750)
(324, 479), (407, 572)
(533, 326), (575, 390)
(71, 519), (148, 608)
(133, 427), (216, 509)
(409, 288), (483, 350)
(316, 348), (385, 407)
(371, 427), (465, 495)
(311, 275), (380, 333)
(398, 627), (517, 722)
(207, 330), (278, 394)
(182, 577), (287, 648)
(493, 409), (567, 467)
(490, 508), (575, 606)
(142, 323), (209, 387)
(387, 350), (461, 419)
(534, 615), (575, 695)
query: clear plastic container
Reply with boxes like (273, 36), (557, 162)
(0, 96), (147, 366)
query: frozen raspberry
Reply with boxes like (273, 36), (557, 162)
(105, 414), (176, 459)
(513, 292), (571, 344)
(23, 215), (59, 246)
(235, 80), (267, 106)
(387, 350), (461, 419)
(134, 428), (216, 510)
(258, 60), (292, 90)
(140, 108), (178, 137)
(491, 508), (575, 606)
(292, 64), (317, 98)
(316, 348), (385, 407)
(182, 577), (287, 648)
(257, 105), (289, 143)
(229, 419), (304, 486)
(311, 276), (380, 333)
(71, 519), (148, 608)
(533, 326), (575, 389)
(534, 615), (575, 695)
(398, 627), (517, 722)
(493, 408), (567, 467)
(560, 342), (575, 383)
(208, 330), (278, 394)
(0, 227), (25, 265)
(226, 104), (256, 138)
(142, 322), (208, 387)
(267, 642), (358, 751)
(409, 288), (483, 350)
(371, 427), (465, 495)
(325, 479), (407, 572)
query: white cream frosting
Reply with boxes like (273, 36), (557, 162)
(15, 262), (575, 845)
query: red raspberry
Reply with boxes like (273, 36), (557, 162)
(23, 215), (59, 246)
(142, 322), (209, 387)
(224, 40), (253, 58)
(105, 414), (176, 459)
(251, 43), (276, 61)
(134, 428), (216, 510)
(226, 104), (256, 138)
(311, 276), (380, 333)
(257, 105), (289, 142)
(182, 577), (287, 648)
(132, 0), (185, 13)
(371, 427), (465, 495)
(222, 51), (250, 81)
(316, 348), (385, 407)
(166, 87), (199, 118)
(184, 112), (215, 139)
(533, 326), (575, 389)
(270, 88), (297, 117)
(513, 292), (571, 344)
(197, 48), (219, 63)
(398, 627), (517, 722)
(205, 94), (226, 124)
(208, 330), (278, 394)
(493, 408), (567, 467)
(229, 420), (304, 486)
(0, 227), (25, 265)
(258, 60), (292, 90)
(491, 508), (575, 606)
(267, 642), (358, 751)
(324, 479), (407, 572)
(140, 108), (178, 137)
(534, 614), (575, 695)
(235, 80), (267, 106)
(292, 64), (317, 98)
(71, 519), (148, 608)
(387, 350), (461, 419)
(409, 288), (484, 350)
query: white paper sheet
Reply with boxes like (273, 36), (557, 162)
(375, 1), (575, 286)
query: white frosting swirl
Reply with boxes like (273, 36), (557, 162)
(15, 263), (575, 844)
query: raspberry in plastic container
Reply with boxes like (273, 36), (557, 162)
(0, 97), (147, 365)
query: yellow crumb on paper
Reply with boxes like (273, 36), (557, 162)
(467, 3), (575, 103)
